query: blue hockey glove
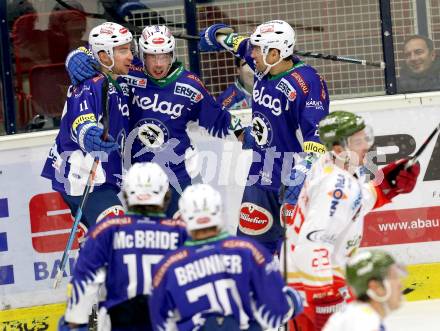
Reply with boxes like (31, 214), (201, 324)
(58, 316), (88, 331)
(280, 155), (315, 205)
(242, 126), (254, 150)
(199, 23), (234, 52)
(81, 125), (119, 154)
(65, 47), (100, 85)
(283, 287), (304, 318)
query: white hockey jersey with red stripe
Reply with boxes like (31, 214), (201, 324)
(283, 153), (378, 289)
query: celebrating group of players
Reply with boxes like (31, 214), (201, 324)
(42, 18), (420, 331)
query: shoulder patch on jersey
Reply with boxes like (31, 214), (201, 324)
(160, 219), (186, 228)
(153, 249), (189, 287)
(291, 71), (309, 94)
(72, 113), (96, 130)
(174, 82), (204, 102)
(186, 74), (208, 91)
(90, 217), (132, 239)
(222, 239), (265, 265)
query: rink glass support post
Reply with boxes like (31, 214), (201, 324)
(0, 1), (17, 134)
(184, 0), (201, 76)
(379, 0), (397, 95)
(416, 0), (429, 37)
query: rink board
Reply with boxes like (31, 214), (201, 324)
(0, 94), (440, 312)
(0, 262), (437, 330)
(0, 303), (65, 331)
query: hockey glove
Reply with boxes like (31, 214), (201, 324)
(280, 154), (315, 205)
(283, 286), (304, 319)
(373, 158), (420, 208)
(199, 23), (234, 52)
(80, 125), (119, 154)
(241, 126), (254, 150)
(66, 47), (99, 85)
(58, 316), (88, 331)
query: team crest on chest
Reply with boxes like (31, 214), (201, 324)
(136, 118), (170, 150)
(251, 112), (273, 147)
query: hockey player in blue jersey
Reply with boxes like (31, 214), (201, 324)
(58, 162), (187, 331)
(149, 183), (303, 331)
(64, 24), (243, 219)
(217, 57), (253, 110)
(199, 20), (329, 255)
(41, 22), (133, 228)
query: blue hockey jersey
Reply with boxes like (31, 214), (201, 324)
(150, 233), (293, 331)
(232, 38), (329, 191)
(41, 74), (130, 195)
(217, 79), (252, 110)
(65, 213), (187, 324)
(124, 60), (233, 187)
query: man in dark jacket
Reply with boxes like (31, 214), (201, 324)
(398, 35), (440, 93)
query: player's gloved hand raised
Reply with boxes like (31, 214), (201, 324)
(82, 126), (119, 154)
(65, 47), (100, 85)
(283, 286), (304, 319)
(199, 23), (234, 52)
(58, 316), (88, 331)
(374, 158), (420, 208)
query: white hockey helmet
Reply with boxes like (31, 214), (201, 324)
(178, 184), (223, 233)
(250, 20), (296, 75)
(123, 162), (169, 207)
(139, 25), (176, 64)
(89, 22), (133, 71)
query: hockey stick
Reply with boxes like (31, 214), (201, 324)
(53, 76), (110, 289)
(174, 32), (385, 68)
(386, 122), (440, 186)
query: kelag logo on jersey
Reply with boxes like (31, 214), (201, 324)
(253, 86), (288, 116)
(132, 94), (184, 119)
(136, 118), (170, 150)
(174, 82), (203, 103)
(252, 112), (273, 147)
(275, 78), (297, 101)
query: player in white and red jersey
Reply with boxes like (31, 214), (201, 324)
(323, 249), (406, 331)
(282, 111), (420, 331)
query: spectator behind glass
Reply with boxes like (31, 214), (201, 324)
(217, 57), (254, 110)
(48, 0), (87, 63)
(398, 35), (440, 93)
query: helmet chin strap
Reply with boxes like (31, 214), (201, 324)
(366, 280), (392, 317)
(330, 141), (362, 174)
(99, 56), (115, 72)
(260, 51), (283, 77)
